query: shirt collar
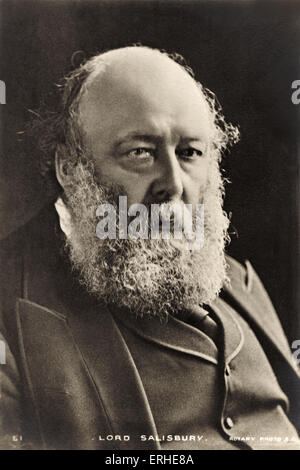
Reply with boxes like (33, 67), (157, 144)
(54, 197), (73, 239)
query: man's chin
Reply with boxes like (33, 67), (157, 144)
(66, 234), (228, 321)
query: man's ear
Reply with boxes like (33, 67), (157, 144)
(55, 144), (69, 190)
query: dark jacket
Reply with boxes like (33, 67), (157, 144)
(0, 205), (299, 450)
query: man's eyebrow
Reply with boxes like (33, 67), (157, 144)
(180, 137), (205, 144)
(115, 133), (205, 147)
(115, 133), (161, 147)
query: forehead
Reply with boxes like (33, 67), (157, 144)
(78, 50), (212, 145)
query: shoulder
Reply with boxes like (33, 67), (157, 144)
(0, 203), (61, 323)
(226, 254), (273, 305)
(0, 203), (60, 267)
(224, 254), (290, 350)
(225, 254), (278, 318)
(225, 254), (281, 323)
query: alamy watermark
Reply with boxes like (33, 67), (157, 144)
(96, 197), (204, 250)
(291, 80), (300, 104)
(0, 340), (5, 364)
(0, 80), (5, 104)
(292, 340), (300, 366)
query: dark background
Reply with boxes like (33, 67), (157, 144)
(0, 0), (299, 340)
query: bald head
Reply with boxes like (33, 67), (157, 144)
(85, 46), (196, 86)
(81, 46), (204, 102)
(78, 46), (212, 141)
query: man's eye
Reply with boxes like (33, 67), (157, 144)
(178, 148), (203, 159)
(127, 148), (155, 159)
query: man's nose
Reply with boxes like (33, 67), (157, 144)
(151, 149), (184, 203)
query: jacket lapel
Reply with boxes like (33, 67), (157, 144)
(211, 297), (244, 364)
(66, 300), (160, 450)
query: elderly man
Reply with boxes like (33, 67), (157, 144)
(0, 46), (300, 450)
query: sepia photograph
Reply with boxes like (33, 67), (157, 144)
(0, 0), (300, 452)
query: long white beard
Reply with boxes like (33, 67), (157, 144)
(62, 158), (230, 320)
